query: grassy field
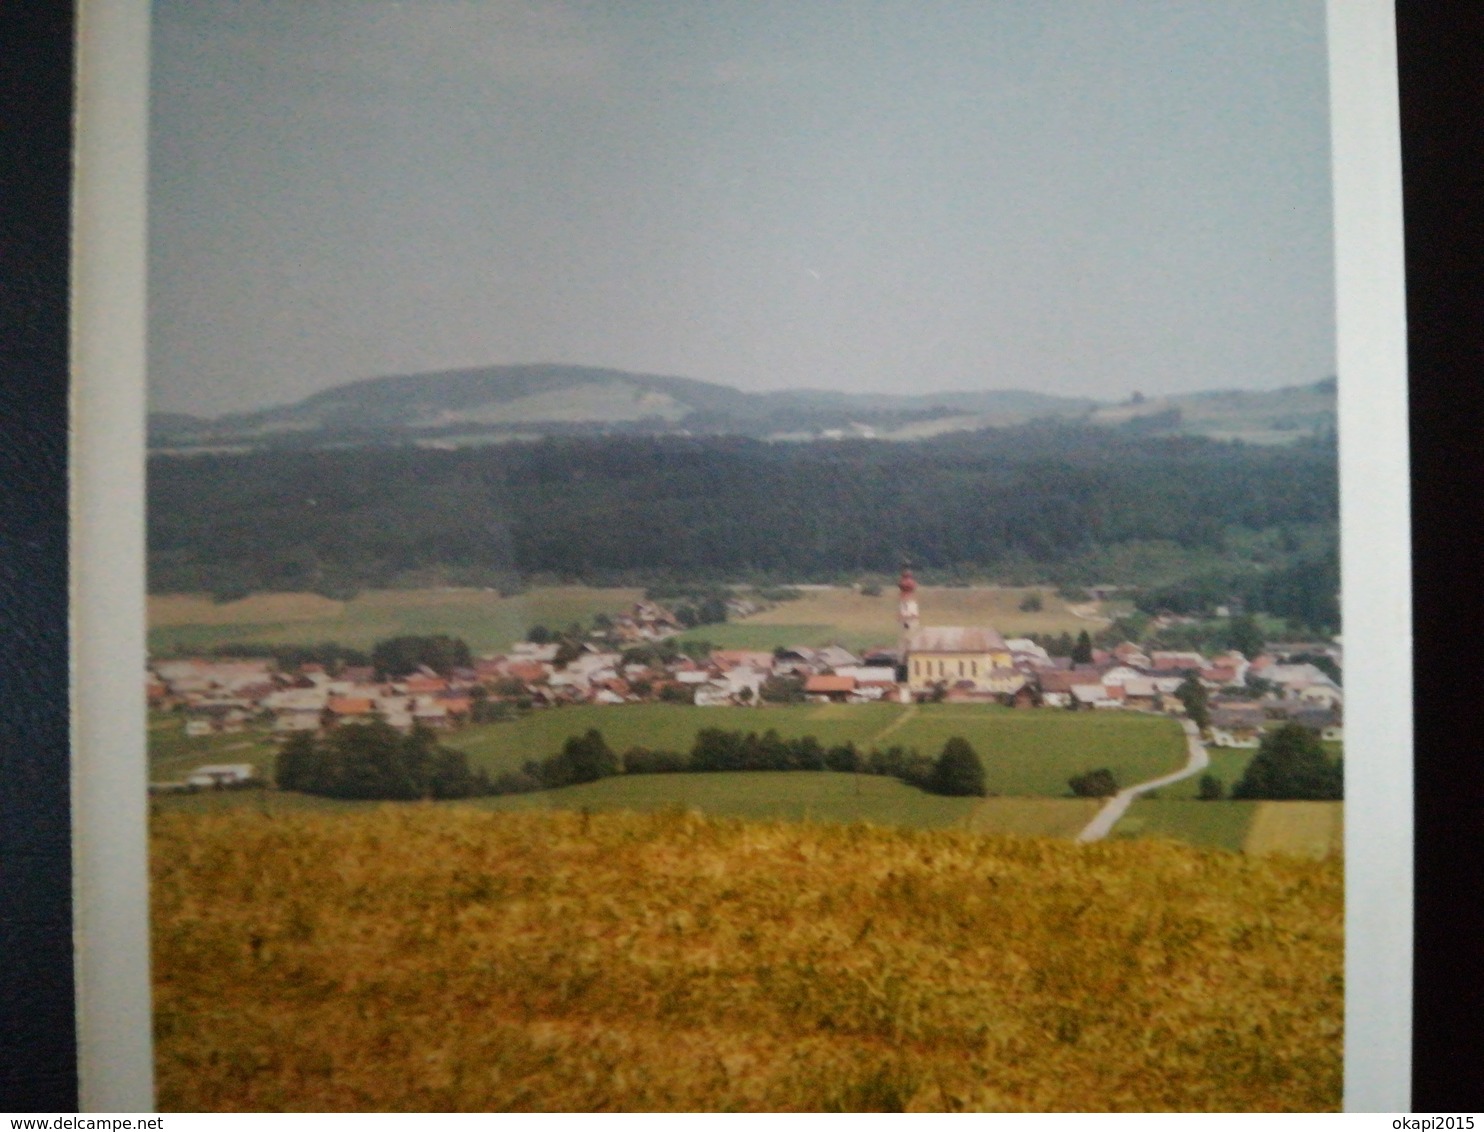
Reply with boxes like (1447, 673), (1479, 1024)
(1157, 748), (1255, 800)
(470, 771), (980, 828)
(1114, 800), (1343, 859)
(148, 713), (278, 783)
(151, 807), (1343, 1111)
(1114, 800), (1260, 853)
(147, 583), (1111, 658)
(679, 586), (1111, 652)
(441, 703), (1188, 797)
(149, 703), (1188, 809)
(148, 586), (645, 655)
(963, 797), (1103, 839)
(150, 706), (1344, 858)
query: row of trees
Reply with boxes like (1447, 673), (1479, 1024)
(493, 727), (989, 799)
(275, 722), (489, 800)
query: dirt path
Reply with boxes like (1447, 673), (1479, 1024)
(1065, 601), (1114, 626)
(868, 704), (919, 746)
(1075, 718), (1208, 842)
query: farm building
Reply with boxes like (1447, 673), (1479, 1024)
(185, 764), (257, 788)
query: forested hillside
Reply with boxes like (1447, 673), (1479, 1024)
(149, 426), (1337, 628)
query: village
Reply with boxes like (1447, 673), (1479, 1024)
(148, 571), (1342, 790)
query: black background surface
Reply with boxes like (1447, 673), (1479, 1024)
(1398, 0), (1484, 1113)
(1, 0), (76, 1113)
(1, 0), (1481, 1114)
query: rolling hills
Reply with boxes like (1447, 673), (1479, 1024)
(149, 363), (1334, 452)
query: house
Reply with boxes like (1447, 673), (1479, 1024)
(1150, 651), (1206, 674)
(814, 645), (862, 671)
(833, 664), (897, 685)
(711, 649), (776, 672)
(500, 661), (549, 688)
(804, 674), (856, 703)
(859, 646), (901, 668)
(510, 642), (561, 663)
(1072, 684), (1113, 708)
(771, 646), (820, 675)
(1120, 677), (1159, 708)
(1037, 669), (1104, 708)
(325, 696), (376, 725)
(412, 696), (450, 728)
(1006, 683), (1041, 709)
(693, 681), (737, 707)
(1298, 683), (1344, 709)
(1006, 638), (1053, 667)
(185, 764), (257, 788)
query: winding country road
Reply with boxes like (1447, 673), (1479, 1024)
(1075, 718), (1209, 842)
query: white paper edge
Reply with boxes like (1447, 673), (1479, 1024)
(71, 0), (155, 1112)
(68, 0), (1412, 1112)
(1329, 0), (1412, 1113)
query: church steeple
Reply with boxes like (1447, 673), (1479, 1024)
(897, 564), (920, 648)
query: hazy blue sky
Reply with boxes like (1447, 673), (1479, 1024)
(149, 0), (1333, 417)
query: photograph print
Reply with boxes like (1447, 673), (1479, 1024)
(143, 0), (1351, 1111)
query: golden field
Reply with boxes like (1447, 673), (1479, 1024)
(152, 808), (1343, 1112)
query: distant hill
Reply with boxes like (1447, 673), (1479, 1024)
(148, 364), (1334, 451)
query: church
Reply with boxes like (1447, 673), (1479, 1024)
(897, 567), (1024, 697)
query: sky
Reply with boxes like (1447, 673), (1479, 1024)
(148, 0), (1334, 417)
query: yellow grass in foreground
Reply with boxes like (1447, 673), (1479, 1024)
(152, 809), (1342, 1112)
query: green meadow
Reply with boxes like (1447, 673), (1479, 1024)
(439, 702), (1188, 796)
(152, 703), (1187, 805)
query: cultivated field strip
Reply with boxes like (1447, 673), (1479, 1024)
(1243, 802), (1344, 859)
(152, 808), (1343, 1111)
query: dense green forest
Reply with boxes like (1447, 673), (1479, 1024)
(148, 426), (1337, 628)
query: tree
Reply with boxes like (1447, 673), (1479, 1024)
(1230, 723), (1342, 800)
(1071, 630), (1094, 665)
(759, 675), (805, 703)
(697, 595), (729, 625)
(927, 737), (986, 797)
(371, 634), (471, 678)
(1175, 677), (1211, 730)
(527, 625), (553, 644)
(1196, 773), (1225, 801)
(1226, 613), (1265, 660)
(555, 728), (618, 785)
(274, 730), (317, 793)
(825, 742), (861, 773)
(1018, 591), (1044, 613)
(1068, 768), (1119, 798)
(274, 721), (488, 800)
